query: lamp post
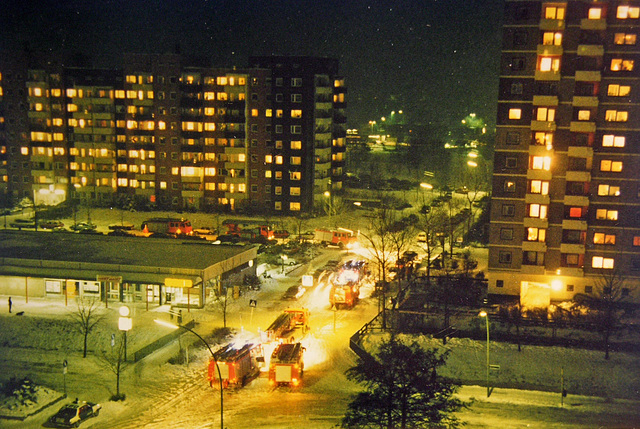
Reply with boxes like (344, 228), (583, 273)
(118, 306), (132, 361)
(479, 311), (490, 397)
(155, 319), (223, 429)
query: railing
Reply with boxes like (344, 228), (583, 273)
(349, 312), (386, 364)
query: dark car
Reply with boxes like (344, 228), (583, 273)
(49, 400), (101, 427)
(282, 285), (305, 300)
(38, 220), (64, 230)
(273, 230), (290, 239)
(10, 218), (36, 230)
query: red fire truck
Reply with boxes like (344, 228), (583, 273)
(141, 218), (193, 235)
(329, 260), (368, 309)
(268, 342), (305, 387)
(262, 308), (310, 343)
(223, 219), (275, 240)
(314, 228), (358, 248)
(208, 343), (264, 389)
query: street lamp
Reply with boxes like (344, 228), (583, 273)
(118, 306), (132, 361)
(155, 319), (223, 429)
(479, 311), (490, 397)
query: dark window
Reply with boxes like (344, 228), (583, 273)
(567, 284), (574, 292)
(523, 251), (544, 265)
(535, 82), (558, 95)
(505, 157), (518, 168)
(513, 30), (528, 46)
(585, 285), (593, 294)
(511, 82), (524, 95)
(511, 57), (526, 71)
(496, 280), (504, 288)
(498, 251), (512, 264)
(515, 7), (530, 20)
(500, 228), (514, 240)
(506, 132), (521, 145)
(502, 204), (516, 217)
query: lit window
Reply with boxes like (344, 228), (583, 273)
(530, 180), (549, 195)
(602, 135), (625, 147)
(204, 92), (216, 101)
(265, 171), (272, 178)
(509, 108), (522, 120)
(533, 132), (553, 147)
(592, 256), (614, 269)
(598, 184), (621, 196)
(504, 181), (516, 192)
(633, 236), (640, 246)
(542, 31), (563, 45)
(291, 156), (302, 165)
(545, 5), (565, 19)
(291, 141), (302, 150)
(290, 171), (301, 180)
(617, 5), (640, 19)
(204, 107), (215, 116)
(600, 160), (623, 172)
(51, 88), (61, 97)
(251, 109), (259, 117)
(596, 209), (618, 220)
(53, 133), (64, 141)
(291, 109), (302, 118)
(539, 57), (561, 72)
(204, 123), (216, 131)
(568, 207), (583, 218)
(593, 233), (616, 245)
(265, 109), (273, 117)
(577, 110), (590, 121)
(67, 104), (78, 112)
(607, 84), (631, 96)
(290, 187), (301, 196)
(528, 203), (548, 219)
(531, 156), (552, 170)
(217, 92), (228, 101)
(275, 155), (283, 164)
(611, 59), (634, 71)
(527, 227), (546, 242)
(238, 154), (246, 162)
(127, 120), (138, 130)
(66, 88), (77, 98)
(605, 110), (628, 122)
(158, 121), (166, 130)
(290, 202), (301, 211)
(588, 7), (601, 19)
(536, 107), (556, 121)
(265, 155), (273, 164)
(217, 77), (228, 85)
(204, 167), (216, 176)
(20, 147), (29, 155)
(275, 186), (282, 195)
(614, 33), (637, 45)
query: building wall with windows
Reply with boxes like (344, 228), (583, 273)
(489, 0), (640, 304)
(0, 53), (346, 214)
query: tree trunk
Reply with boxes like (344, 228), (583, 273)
(83, 332), (88, 358)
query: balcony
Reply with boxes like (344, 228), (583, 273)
(563, 195), (589, 207)
(535, 70), (561, 81)
(523, 217), (548, 229)
(580, 18), (606, 30)
(572, 96), (598, 107)
(527, 169), (552, 181)
(575, 70), (601, 82)
(567, 146), (593, 158)
(537, 45), (563, 56)
(539, 19), (565, 31)
(530, 120), (556, 132)
(521, 265), (546, 275)
(562, 219), (587, 230)
(556, 267), (584, 277)
(525, 193), (550, 205)
(522, 241), (547, 252)
(570, 121), (596, 133)
(565, 170), (591, 182)
(577, 45), (604, 57)
(532, 95), (558, 106)
(560, 243), (586, 254)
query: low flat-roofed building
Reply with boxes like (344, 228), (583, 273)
(0, 231), (258, 308)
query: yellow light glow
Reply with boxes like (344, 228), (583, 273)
(551, 280), (563, 291)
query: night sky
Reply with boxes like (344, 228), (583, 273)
(0, 0), (504, 130)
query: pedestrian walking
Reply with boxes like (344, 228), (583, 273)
(8, 297), (12, 313)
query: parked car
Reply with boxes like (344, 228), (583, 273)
(10, 218), (36, 230)
(273, 230), (290, 239)
(282, 285), (305, 300)
(71, 222), (97, 232)
(48, 400), (101, 427)
(38, 220), (64, 230)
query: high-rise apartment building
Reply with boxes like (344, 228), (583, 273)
(0, 53), (346, 214)
(489, 1), (640, 305)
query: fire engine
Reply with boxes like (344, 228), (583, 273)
(262, 308), (309, 343)
(208, 343), (264, 389)
(223, 219), (275, 240)
(268, 342), (304, 387)
(329, 260), (368, 309)
(314, 228), (358, 248)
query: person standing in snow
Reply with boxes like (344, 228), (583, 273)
(8, 297), (12, 313)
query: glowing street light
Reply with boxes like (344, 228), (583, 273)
(479, 311), (491, 397)
(467, 160), (478, 168)
(419, 182), (433, 190)
(154, 319), (224, 429)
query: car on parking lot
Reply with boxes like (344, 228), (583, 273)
(282, 285), (305, 300)
(48, 400), (101, 427)
(10, 218), (36, 230)
(273, 230), (290, 239)
(38, 220), (64, 230)
(71, 222), (97, 232)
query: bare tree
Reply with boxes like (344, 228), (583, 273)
(416, 204), (448, 282)
(577, 268), (630, 360)
(359, 206), (398, 329)
(99, 335), (130, 400)
(69, 297), (106, 358)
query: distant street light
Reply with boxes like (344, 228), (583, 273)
(118, 306), (132, 361)
(155, 319), (223, 429)
(467, 160), (478, 168)
(479, 311), (490, 397)
(420, 182), (433, 190)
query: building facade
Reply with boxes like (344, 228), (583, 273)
(0, 53), (346, 214)
(489, 0), (640, 305)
